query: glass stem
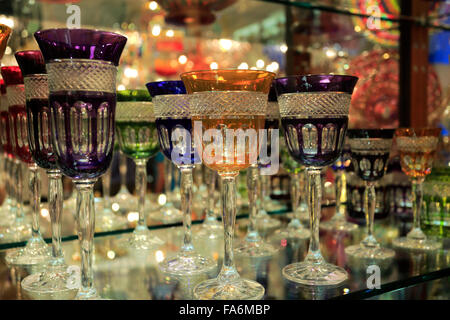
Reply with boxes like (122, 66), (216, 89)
(333, 170), (344, 221)
(289, 172), (302, 228)
(304, 168), (324, 263)
(204, 168), (217, 224)
(218, 174), (240, 283)
(28, 164), (42, 240)
(245, 164), (261, 242)
(119, 151), (127, 189)
(164, 159), (172, 197)
(4, 156), (13, 206)
(407, 178), (426, 240)
(48, 169), (64, 265)
(180, 166), (195, 253)
(75, 179), (97, 297)
(102, 167), (112, 211)
(135, 160), (148, 230)
(14, 160), (24, 222)
(361, 181), (378, 247)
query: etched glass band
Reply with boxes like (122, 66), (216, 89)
(278, 92), (351, 117)
(267, 101), (279, 119)
(24, 74), (49, 100)
(46, 59), (117, 93)
(349, 138), (393, 155)
(6, 84), (25, 106)
(116, 101), (155, 122)
(190, 91), (267, 117)
(153, 94), (190, 119)
(0, 95), (8, 112)
(396, 136), (439, 153)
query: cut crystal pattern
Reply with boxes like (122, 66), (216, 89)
(396, 136), (439, 153)
(47, 59), (117, 93)
(153, 95), (190, 119)
(6, 85), (25, 106)
(190, 91), (267, 117)
(116, 101), (155, 122)
(278, 92), (351, 117)
(24, 75), (49, 100)
(349, 138), (392, 154)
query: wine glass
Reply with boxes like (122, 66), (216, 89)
(115, 89), (164, 250)
(153, 158), (183, 223)
(181, 69), (275, 300)
(194, 166), (223, 240)
(234, 86), (279, 258)
(392, 128), (442, 251)
(321, 141), (358, 232)
(35, 28), (127, 299)
(147, 80), (216, 276)
(14, 50), (79, 299)
(344, 129), (395, 260)
(274, 74), (358, 286)
(271, 141), (311, 243)
(0, 25), (12, 226)
(0, 79), (16, 228)
(1, 65), (50, 265)
(254, 86), (281, 231)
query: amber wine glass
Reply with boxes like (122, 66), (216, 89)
(392, 128), (442, 251)
(181, 69), (275, 300)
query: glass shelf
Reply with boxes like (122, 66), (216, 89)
(0, 206), (448, 300)
(261, 0), (450, 31)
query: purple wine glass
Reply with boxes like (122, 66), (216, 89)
(15, 50), (79, 299)
(35, 28), (127, 300)
(274, 74), (358, 286)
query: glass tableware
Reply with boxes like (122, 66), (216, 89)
(392, 128), (442, 251)
(274, 74), (358, 286)
(270, 143), (310, 244)
(0, 79), (16, 227)
(116, 89), (164, 250)
(2, 66), (47, 265)
(182, 69), (275, 300)
(0, 24), (12, 226)
(15, 50), (79, 299)
(344, 129), (395, 260)
(194, 166), (223, 240)
(35, 28), (127, 299)
(147, 80), (215, 276)
(235, 86), (279, 258)
(97, 164), (128, 231)
(254, 87), (281, 231)
(321, 142), (358, 232)
(153, 158), (183, 223)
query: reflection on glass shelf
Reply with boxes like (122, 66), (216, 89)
(0, 209), (449, 300)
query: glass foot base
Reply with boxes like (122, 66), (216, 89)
(194, 223), (223, 240)
(255, 215), (281, 230)
(194, 277), (265, 300)
(234, 239), (279, 258)
(21, 265), (79, 300)
(152, 206), (183, 224)
(75, 289), (101, 300)
(286, 210), (309, 222)
(2, 221), (32, 242)
(392, 237), (442, 251)
(320, 219), (358, 232)
(95, 209), (128, 232)
(345, 244), (395, 260)
(159, 251), (217, 276)
(271, 226), (310, 242)
(5, 237), (51, 267)
(127, 226), (164, 250)
(282, 260), (348, 286)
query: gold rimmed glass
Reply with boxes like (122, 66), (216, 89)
(392, 128), (443, 251)
(181, 69), (275, 300)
